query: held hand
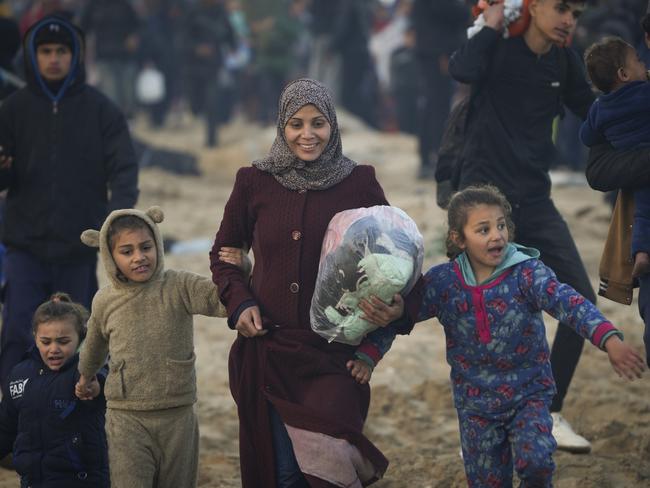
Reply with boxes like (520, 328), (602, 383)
(235, 305), (267, 338)
(75, 374), (99, 400)
(219, 246), (245, 267)
(85, 376), (101, 400)
(359, 294), (405, 327)
(483, 1), (505, 31)
(605, 336), (646, 380)
(346, 359), (372, 385)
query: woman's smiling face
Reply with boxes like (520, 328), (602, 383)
(283, 104), (332, 162)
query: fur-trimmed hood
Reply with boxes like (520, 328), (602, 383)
(81, 206), (165, 290)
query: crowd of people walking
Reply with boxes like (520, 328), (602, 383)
(0, 1), (649, 487)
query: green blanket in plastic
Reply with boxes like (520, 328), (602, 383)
(324, 252), (414, 343)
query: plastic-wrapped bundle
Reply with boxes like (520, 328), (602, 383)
(310, 206), (423, 345)
(467, 0), (530, 39)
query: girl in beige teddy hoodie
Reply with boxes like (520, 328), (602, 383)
(76, 206), (245, 488)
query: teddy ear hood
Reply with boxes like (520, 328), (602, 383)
(81, 206), (165, 289)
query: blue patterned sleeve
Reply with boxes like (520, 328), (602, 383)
(521, 260), (620, 348)
(355, 265), (444, 366)
(417, 265), (443, 322)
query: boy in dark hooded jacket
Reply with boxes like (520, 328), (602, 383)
(0, 15), (138, 392)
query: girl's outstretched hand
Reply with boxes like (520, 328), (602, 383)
(359, 294), (404, 327)
(75, 374), (100, 400)
(347, 359), (372, 385)
(605, 336), (646, 380)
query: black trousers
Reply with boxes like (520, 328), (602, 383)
(416, 59), (453, 170)
(511, 197), (596, 412)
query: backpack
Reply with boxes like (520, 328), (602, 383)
(435, 41), (569, 207)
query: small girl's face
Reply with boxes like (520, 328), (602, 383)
(35, 319), (80, 371)
(454, 204), (509, 280)
(111, 227), (157, 282)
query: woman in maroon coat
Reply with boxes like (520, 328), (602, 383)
(210, 78), (421, 488)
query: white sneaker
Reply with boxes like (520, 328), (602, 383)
(551, 413), (591, 454)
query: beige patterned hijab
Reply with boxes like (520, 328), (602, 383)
(253, 78), (357, 191)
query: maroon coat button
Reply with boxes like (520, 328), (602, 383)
(290, 282), (299, 293)
(291, 230), (302, 240)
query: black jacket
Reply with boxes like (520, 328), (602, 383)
(0, 349), (108, 488)
(586, 142), (650, 192)
(0, 16), (138, 262)
(449, 27), (594, 204)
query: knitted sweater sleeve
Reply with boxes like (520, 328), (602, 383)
(175, 270), (228, 318)
(78, 295), (110, 378)
(209, 168), (256, 318)
(522, 260), (621, 350)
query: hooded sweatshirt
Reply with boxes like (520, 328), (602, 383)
(78, 207), (227, 411)
(0, 15), (138, 263)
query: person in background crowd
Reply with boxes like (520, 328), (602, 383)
(252, 0), (308, 125)
(389, 22), (419, 135)
(81, 0), (140, 118)
(181, 0), (235, 147)
(0, 15), (20, 101)
(412, 0), (469, 179)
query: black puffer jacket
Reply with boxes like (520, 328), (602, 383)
(0, 349), (108, 488)
(0, 15), (138, 262)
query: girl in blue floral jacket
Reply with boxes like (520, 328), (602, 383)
(354, 185), (645, 488)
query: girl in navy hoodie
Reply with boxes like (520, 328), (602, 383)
(0, 293), (108, 487)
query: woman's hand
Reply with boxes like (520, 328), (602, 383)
(359, 294), (404, 327)
(236, 305), (267, 338)
(605, 336), (646, 380)
(347, 359), (372, 385)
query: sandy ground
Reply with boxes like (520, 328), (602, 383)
(1, 112), (648, 487)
